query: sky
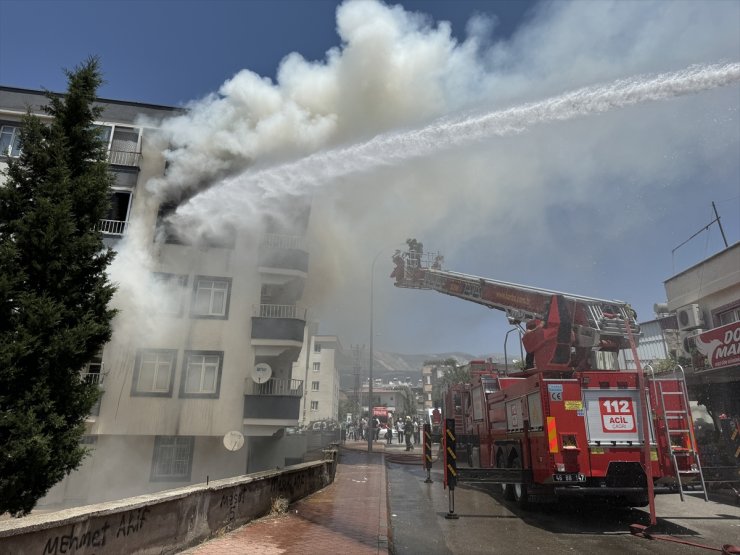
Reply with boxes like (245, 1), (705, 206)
(1, 0), (739, 357)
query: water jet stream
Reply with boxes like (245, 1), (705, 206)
(177, 62), (740, 223)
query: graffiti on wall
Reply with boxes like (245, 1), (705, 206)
(41, 507), (150, 555)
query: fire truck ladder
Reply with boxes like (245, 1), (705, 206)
(650, 365), (708, 501)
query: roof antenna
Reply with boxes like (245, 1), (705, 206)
(671, 201), (729, 273)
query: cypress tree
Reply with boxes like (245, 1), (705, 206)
(0, 57), (117, 516)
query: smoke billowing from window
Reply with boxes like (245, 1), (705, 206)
(119, 0), (738, 351)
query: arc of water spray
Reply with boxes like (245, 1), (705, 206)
(177, 62), (740, 221)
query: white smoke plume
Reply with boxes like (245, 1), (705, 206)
(121, 0), (738, 354)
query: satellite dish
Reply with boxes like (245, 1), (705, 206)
(252, 363), (273, 384)
(223, 430), (244, 452)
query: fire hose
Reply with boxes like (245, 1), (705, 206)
(630, 524), (739, 553)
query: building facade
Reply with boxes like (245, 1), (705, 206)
(663, 242), (740, 415)
(293, 332), (342, 426)
(421, 362), (454, 409)
(0, 86), (312, 507)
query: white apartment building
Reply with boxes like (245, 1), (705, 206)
(293, 332), (341, 426)
(0, 86), (312, 506)
(421, 362), (453, 409)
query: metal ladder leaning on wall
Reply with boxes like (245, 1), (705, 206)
(650, 364), (709, 501)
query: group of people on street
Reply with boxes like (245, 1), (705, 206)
(346, 415), (422, 452)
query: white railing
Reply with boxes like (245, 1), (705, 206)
(256, 303), (307, 319)
(98, 219), (128, 236)
(261, 233), (307, 251)
(108, 149), (141, 167)
(245, 377), (304, 397)
(82, 372), (105, 386)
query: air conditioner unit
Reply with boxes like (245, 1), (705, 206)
(680, 328), (706, 357)
(676, 303), (704, 331)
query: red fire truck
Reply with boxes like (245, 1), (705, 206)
(392, 245), (707, 510)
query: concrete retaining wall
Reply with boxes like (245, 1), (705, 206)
(0, 451), (337, 555)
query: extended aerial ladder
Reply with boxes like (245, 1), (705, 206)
(391, 245), (640, 373)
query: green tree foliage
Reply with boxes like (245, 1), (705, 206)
(0, 58), (116, 516)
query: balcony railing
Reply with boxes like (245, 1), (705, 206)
(261, 233), (308, 251)
(255, 304), (307, 319)
(108, 149), (141, 167)
(245, 377), (304, 397)
(98, 219), (128, 236)
(81, 372), (105, 386)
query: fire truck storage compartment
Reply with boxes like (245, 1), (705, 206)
(582, 388), (653, 445)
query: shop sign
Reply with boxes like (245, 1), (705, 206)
(696, 321), (740, 370)
(372, 407), (388, 417)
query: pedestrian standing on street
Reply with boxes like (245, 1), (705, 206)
(397, 419), (404, 444)
(386, 418), (393, 444)
(373, 417), (380, 441)
(405, 416), (414, 451)
(413, 419), (420, 444)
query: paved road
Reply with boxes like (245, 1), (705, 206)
(387, 457), (740, 554)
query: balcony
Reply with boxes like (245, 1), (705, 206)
(258, 233), (309, 275)
(98, 219), (128, 236)
(243, 378), (303, 435)
(244, 377), (304, 397)
(251, 304), (307, 349)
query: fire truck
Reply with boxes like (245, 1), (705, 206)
(392, 245), (707, 509)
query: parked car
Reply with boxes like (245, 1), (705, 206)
(378, 425), (397, 441)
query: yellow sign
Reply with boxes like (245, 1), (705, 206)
(651, 449), (658, 461)
(590, 447), (605, 455)
(564, 400), (583, 411)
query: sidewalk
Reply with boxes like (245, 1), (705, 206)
(182, 440), (394, 554)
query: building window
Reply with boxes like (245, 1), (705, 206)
(314, 342), (321, 353)
(310, 401), (319, 411)
(131, 349), (176, 397)
(153, 272), (188, 316)
(0, 125), (22, 157)
(155, 202), (184, 244)
(151, 436), (194, 482)
(82, 354), (104, 386)
(717, 306), (740, 326)
(313, 362), (320, 372)
(99, 190), (132, 236)
(95, 124), (141, 167)
(180, 351), (223, 398)
(109, 126), (140, 166)
(191, 276), (232, 319)
(155, 201), (235, 247)
(312, 381), (320, 391)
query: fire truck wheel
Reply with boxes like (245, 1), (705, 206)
(496, 449), (515, 500)
(511, 452), (529, 509)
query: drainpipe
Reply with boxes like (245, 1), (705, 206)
(302, 329), (311, 427)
